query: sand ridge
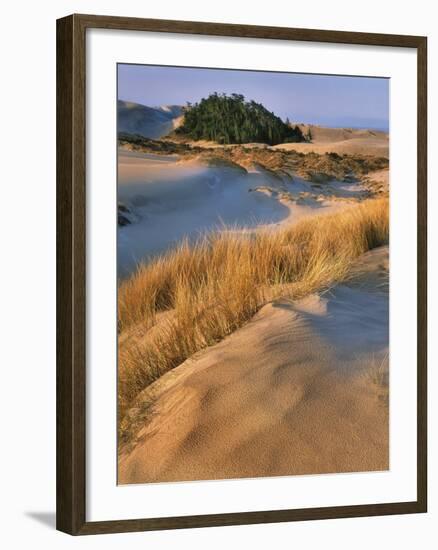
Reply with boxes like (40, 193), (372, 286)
(119, 246), (389, 484)
(274, 126), (388, 158)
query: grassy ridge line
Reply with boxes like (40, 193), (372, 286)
(118, 198), (389, 426)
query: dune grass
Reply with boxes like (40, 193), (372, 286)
(118, 198), (389, 428)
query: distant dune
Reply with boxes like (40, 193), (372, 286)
(118, 101), (389, 158)
(274, 124), (389, 158)
(118, 100), (183, 139)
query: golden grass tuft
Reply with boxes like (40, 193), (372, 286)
(118, 198), (389, 428)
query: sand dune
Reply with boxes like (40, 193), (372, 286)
(119, 246), (389, 484)
(274, 125), (389, 158)
(118, 100), (183, 139)
(275, 139), (389, 158)
(117, 149), (373, 277)
(297, 125), (388, 143)
(167, 123), (389, 158)
(118, 150), (288, 276)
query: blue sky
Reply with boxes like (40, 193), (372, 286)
(118, 64), (389, 131)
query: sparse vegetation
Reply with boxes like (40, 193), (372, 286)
(118, 133), (389, 184)
(118, 198), (389, 430)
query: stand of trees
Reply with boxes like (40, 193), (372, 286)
(176, 93), (305, 145)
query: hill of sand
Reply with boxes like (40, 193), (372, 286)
(119, 246), (389, 484)
(118, 100), (183, 139)
(165, 122), (388, 157)
(117, 150), (289, 276)
(118, 105), (388, 158)
(274, 125), (389, 158)
(117, 149), (375, 277)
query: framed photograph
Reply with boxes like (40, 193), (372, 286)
(56, 14), (427, 535)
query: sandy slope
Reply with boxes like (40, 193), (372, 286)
(274, 126), (389, 158)
(118, 151), (288, 276)
(118, 100), (183, 139)
(117, 150), (363, 277)
(297, 125), (388, 143)
(119, 246), (389, 484)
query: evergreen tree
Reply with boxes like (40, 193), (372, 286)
(177, 93), (305, 145)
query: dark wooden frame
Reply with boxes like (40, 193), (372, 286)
(57, 13), (427, 535)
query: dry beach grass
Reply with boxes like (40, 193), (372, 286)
(118, 197), (389, 431)
(118, 244), (390, 482)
